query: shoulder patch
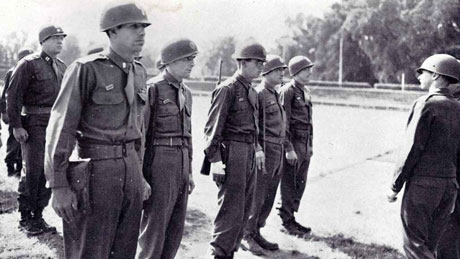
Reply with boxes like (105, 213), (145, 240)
(76, 53), (109, 64)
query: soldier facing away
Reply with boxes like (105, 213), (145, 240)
(44, 1), (151, 258)
(241, 54), (287, 255)
(202, 42), (266, 259)
(137, 38), (197, 259)
(8, 25), (67, 236)
(278, 55), (314, 236)
(387, 54), (460, 259)
(1, 48), (33, 178)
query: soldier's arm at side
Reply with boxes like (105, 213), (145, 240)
(391, 102), (434, 193)
(281, 87), (294, 152)
(7, 61), (30, 129)
(45, 62), (84, 188)
(204, 85), (232, 163)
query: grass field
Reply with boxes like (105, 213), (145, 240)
(0, 95), (411, 258)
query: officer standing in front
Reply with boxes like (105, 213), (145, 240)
(44, 2), (151, 258)
(203, 42), (266, 259)
(137, 38), (197, 259)
(242, 54), (287, 255)
(387, 54), (460, 259)
(278, 55), (314, 236)
(8, 25), (67, 236)
(1, 48), (33, 178)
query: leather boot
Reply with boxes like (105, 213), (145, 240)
(32, 208), (57, 234)
(240, 234), (266, 256)
(254, 231), (279, 251)
(19, 210), (43, 236)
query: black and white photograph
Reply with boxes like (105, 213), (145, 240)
(0, 0), (459, 258)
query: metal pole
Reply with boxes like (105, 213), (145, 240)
(339, 35), (343, 87)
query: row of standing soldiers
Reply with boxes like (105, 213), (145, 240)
(3, 1), (315, 259)
(4, 1), (460, 259)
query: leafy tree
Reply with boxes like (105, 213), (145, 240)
(202, 36), (237, 77)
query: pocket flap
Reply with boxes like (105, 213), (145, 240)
(67, 159), (91, 191)
(92, 91), (124, 105)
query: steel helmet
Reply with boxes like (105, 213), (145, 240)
(262, 54), (287, 75)
(17, 49), (34, 60)
(161, 39), (198, 65)
(39, 25), (67, 44)
(234, 43), (266, 61)
(100, 1), (151, 32)
(289, 55), (314, 76)
(417, 54), (460, 83)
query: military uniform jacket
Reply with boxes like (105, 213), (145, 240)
(204, 72), (260, 163)
(143, 70), (193, 161)
(280, 79), (313, 152)
(45, 49), (148, 188)
(256, 81), (285, 146)
(7, 51), (66, 128)
(391, 87), (460, 193)
(1, 67), (14, 115)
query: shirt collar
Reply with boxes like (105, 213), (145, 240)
(235, 72), (252, 89)
(261, 80), (277, 93)
(429, 87), (452, 97)
(292, 79), (305, 91)
(107, 48), (132, 74)
(163, 70), (182, 89)
(40, 51), (54, 64)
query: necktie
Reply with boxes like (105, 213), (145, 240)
(303, 85), (311, 103)
(178, 83), (185, 111)
(52, 59), (62, 86)
(125, 64), (134, 105)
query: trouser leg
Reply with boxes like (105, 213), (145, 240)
(138, 146), (189, 259)
(401, 178), (457, 259)
(211, 141), (256, 257)
(437, 203), (460, 259)
(64, 150), (143, 259)
(279, 139), (310, 222)
(18, 122), (50, 213)
(246, 142), (282, 235)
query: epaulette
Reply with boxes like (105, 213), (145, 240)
(75, 53), (109, 64)
(146, 74), (165, 87)
(23, 53), (41, 61)
(216, 76), (235, 90)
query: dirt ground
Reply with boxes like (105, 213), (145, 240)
(0, 96), (409, 258)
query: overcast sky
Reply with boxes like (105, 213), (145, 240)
(0, 0), (338, 53)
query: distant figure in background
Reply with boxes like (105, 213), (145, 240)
(203, 42), (266, 259)
(8, 25), (67, 236)
(437, 59), (460, 259)
(241, 54), (287, 255)
(1, 48), (33, 177)
(387, 54), (460, 259)
(278, 55), (314, 236)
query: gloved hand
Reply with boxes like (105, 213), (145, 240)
(211, 161), (226, 186)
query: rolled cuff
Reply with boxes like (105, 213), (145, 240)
(46, 170), (70, 188)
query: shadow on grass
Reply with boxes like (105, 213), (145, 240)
(306, 233), (405, 259)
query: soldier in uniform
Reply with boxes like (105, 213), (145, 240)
(436, 59), (460, 259)
(242, 54), (287, 255)
(387, 54), (460, 259)
(8, 25), (67, 236)
(44, 2), (151, 258)
(203, 42), (266, 259)
(137, 38), (197, 259)
(1, 48), (33, 177)
(278, 55), (314, 235)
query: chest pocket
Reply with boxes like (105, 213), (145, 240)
(155, 97), (180, 133)
(33, 72), (54, 93)
(89, 88), (125, 129)
(264, 102), (280, 127)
